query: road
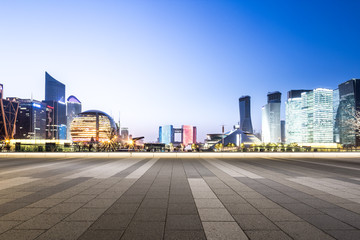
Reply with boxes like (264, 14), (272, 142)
(0, 156), (360, 240)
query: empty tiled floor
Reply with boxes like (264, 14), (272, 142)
(0, 156), (360, 239)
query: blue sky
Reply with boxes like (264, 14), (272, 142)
(1, 0), (359, 142)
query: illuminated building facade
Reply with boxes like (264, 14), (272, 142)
(301, 88), (333, 143)
(44, 72), (66, 139)
(159, 125), (174, 145)
(262, 91), (281, 143)
(13, 99), (46, 140)
(239, 96), (253, 133)
(159, 125), (197, 146)
(66, 96), (82, 140)
(337, 79), (360, 146)
(0, 84), (19, 140)
(182, 125), (196, 146)
(70, 110), (117, 142)
(285, 90), (311, 143)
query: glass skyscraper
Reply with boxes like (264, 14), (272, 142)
(14, 99), (46, 140)
(337, 79), (360, 146)
(44, 72), (66, 140)
(333, 89), (340, 143)
(66, 95), (82, 140)
(285, 90), (311, 143)
(159, 125), (174, 145)
(239, 96), (253, 133)
(301, 88), (333, 143)
(262, 92), (281, 143)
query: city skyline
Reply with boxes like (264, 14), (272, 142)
(1, 0), (360, 141)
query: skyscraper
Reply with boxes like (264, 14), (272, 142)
(301, 88), (333, 143)
(159, 125), (174, 145)
(239, 96), (253, 133)
(0, 84), (19, 140)
(13, 99), (46, 140)
(337, 79), (360, 146)
(285, 90), (311, 143)
(182, 125), (197, 146)
(66, 95), (82, 140)
(44, 72), (66, 139)
(262, 91), (281, 143)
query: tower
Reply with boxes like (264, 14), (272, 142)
(239, 96), (253, 133)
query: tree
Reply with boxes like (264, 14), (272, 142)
(214, 143), (223, 151)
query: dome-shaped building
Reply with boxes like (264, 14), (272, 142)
(70, 110), (117, 142)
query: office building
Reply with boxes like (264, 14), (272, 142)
(182, 125), (197, 146)
(301, 88), (333, 143)
(333, 89), (340, 143)
(70, 110), (117, 142)
(285, 90), (311, 143)
(239, 96), (253, 133)
(159, 125), (197, 146)
(262, 91), (281, 143)
(13, 99), (46, 140)
(121, 127), (130, 141)
(281, 120), (285, 143)
(159, 125), (174, 145)
(66, 95), (82, 140)
(337, 79), (360, 146)
(44, 72), (66, 139)
(0, 84), (19, 140)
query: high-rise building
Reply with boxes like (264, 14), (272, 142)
(159, 125), (174, 145)
(182, 125), (197, 146)
(262, 91), (281, 143)
(44, 72), (66, 139)
(66, 95), (82, 140)
(0, 84), (19, 140)
(301, 88), (333, 143)
(121, 127), (130, 141)
(239, 96), (253, 133)
(159, 125), (196, 146)
(13, 99), (46, 140)
(333, 88), (340, 143)
(281, 120), (285, 143)
(337, 79), (360, 146)
(285, 90), (311, 143)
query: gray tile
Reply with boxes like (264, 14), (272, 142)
(133, 208), (167, 221)
(121, 221), (165, 240)
(202, 222), (248, 240)
(15, 213), (67, 229)
(164, 230), (206, 240)
(259, 208), (302, 222)
(234, 214), (279, 230)
(78, 229), (124, 240)
(224, 203), (260, 215)
(91, 214), (133, 230)
(166, 215), (203, 230)
(0, 220), (22, 234)
(35, 221), (92, 240)
(245, 230), (292, 240)
(299, 214), (354, 230)
(0, 229), (44, 240)
(198, 208), (234, 222)
(276, 221), (335, 240)
(326, 229), (360, 240)
(168, 203), (198, 215)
